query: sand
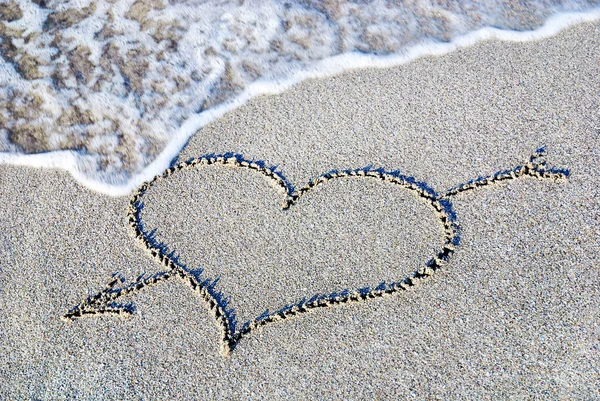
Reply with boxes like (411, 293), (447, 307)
(1, 20), (599, 399)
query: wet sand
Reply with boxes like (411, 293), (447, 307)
(1, 20), (599, 399)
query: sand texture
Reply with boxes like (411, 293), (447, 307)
(1, 21), (599, 399)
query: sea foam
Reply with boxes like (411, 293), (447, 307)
(0, 0), (599, 196)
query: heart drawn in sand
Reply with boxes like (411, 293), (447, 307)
(64, 148), (568, 356)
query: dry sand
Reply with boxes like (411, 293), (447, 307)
(1, 20), (599, 399)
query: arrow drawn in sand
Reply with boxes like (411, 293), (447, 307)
(63, 147), (568, 356)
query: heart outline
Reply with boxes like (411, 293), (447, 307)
(64, 148), (568, 356)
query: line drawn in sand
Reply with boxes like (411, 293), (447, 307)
(63, 147), (568, 356)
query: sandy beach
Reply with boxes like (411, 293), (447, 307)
(1, 19), (599, 399)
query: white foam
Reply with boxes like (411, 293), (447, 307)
(1, 7), (600, 196)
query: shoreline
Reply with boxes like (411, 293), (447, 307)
(1, 19), (599, 399)
(1, 8), (599, 197)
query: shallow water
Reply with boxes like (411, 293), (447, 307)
(0, 0), (599, 194)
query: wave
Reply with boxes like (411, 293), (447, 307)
(0, 0), (599, 196)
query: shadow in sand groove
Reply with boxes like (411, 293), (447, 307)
(63, 147), (568, 356)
